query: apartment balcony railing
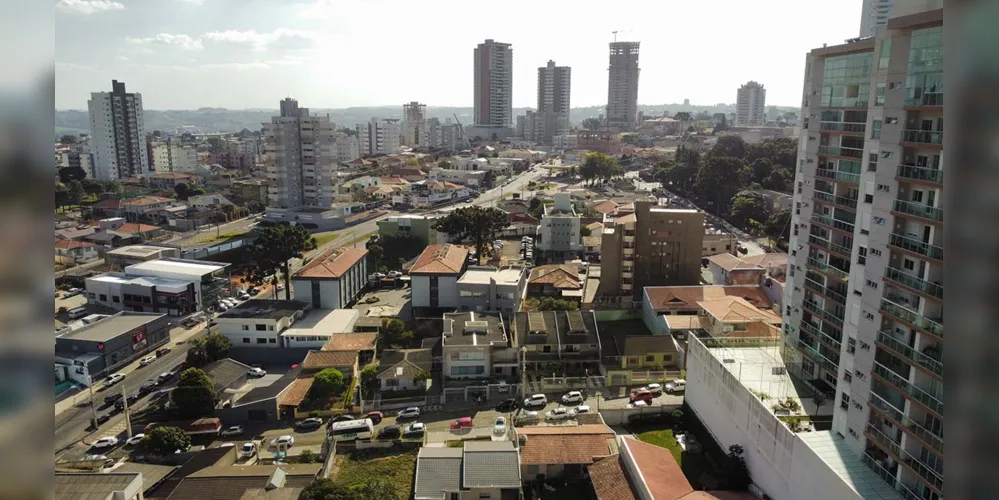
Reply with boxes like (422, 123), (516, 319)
(872, 362), (944, 417)
(808, 234), (853, 257)
(889, 233), (944, 261)
(818, 145), (865, 159)
(807, 256), (851, 282)
(884, 266), (944, 300)
(868, 391), (943, 454)
(869, 391), (905, 422)
(810, 213), (856, 234)
(892, 199), (944, 223)
(865, 422), (902, 458)
(799, 319), (842, 350)
(804, 275), (847, 306)
(797, 339), (839, 373)
(905, 93), (943, 107)
(879, 298), (944, 338)
(876, 331), (943, 378)
(813, 190), (858, 209)
(901, 129), (944, 146)
(896, 164), (943, 185)
(862, 453), (924, 500)
(802, 298), (845, 327)
(900, 447), (944, 492)
(820, 121), (867, 133)
(815, 168), (861, 184)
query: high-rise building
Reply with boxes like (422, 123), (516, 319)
(535, 60), (571, 144)
(784, 4), (943, 499)
(356, 118), (402, 156)
(151, 139), (198, 173)
(736, 81), (767, 126)
(262, 98), (336, 209)
(859, 0), (895, 37)
(87, 80), (151, 180)
(473, 39), (514, 133)
(334, 132), (360, 163)
(606, 41), (640, 131)
(402, 101), (428, 147)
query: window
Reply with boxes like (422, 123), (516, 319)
(864, 194), (874, 203)
(627, 356), (639, 365)
(866, 279), (879, 289)
(875, 83), (886, 105)
(854, 369), (867, 381)
(242, 325), (249, 331)
(112, 296), (120, 303)
(645, 355), (655, 362)
(269, 338), (276, 343)
(853, 401), (863, 411)
(878, 39), (891, 68)
(848, 428), (859, 438)
(860, 341), (871, 351)
(871, 120), (882, 139)
(870, 248), (882, 257)
(243, 338), (250, 343)
(847, 338), (856, 354)
(255, 324), (267, 331)
(256, 338), (267, 344)
(873, 216), (886, 225)
(857, 246), (867, 265)
(844, 372), (852, 383)
(840, 393), (851, 411)
(903, 258), (915, 271)
(885, 117), (898, 125)
(877, 184), (890, 192)
(863, 311), (875, 321)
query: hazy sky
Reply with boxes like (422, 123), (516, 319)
(55, 0), (861, 110)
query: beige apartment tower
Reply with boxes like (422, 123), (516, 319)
(606, 41), (640, 131)
(262, 98), (336, 209)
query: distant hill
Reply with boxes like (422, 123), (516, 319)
(55, 103), (799, 137)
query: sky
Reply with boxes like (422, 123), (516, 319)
(55, 0), (861, 110)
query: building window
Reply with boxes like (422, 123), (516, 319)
(870, 248), (882, 257)
(256, 324), (267, 331)
(627, 357), (639, 365)
(242, 325), (249, 331)
(871, 120), (882, 139)
(840, 393), (851, 411)
(243, 338), (250, 343)
(857, 246), (867, 265)
(112, 296), (120, 303)
(257, 338), (267, 344)
(847, 338), (856, 354)
(269, 338), (276, 343)
(875, 83), (886, 105)
(844, 372), (852, 383)
(645, 355), (655, 362)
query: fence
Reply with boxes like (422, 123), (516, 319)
(599, 401), (684, 425)
(181, 239), (247, 259)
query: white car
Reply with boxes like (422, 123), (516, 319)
(404, 422), (426, 437)
(269, 435), (294, 448)
(224, 298), (239, 307)
(139, 355), (156, 367)
(240, 442), (257, 458)
(220, 425), (244, 437)
(397, 407), (421, 419)
(217, 303), (228, 311)
(247, 367), (266, 377)
(628, 400), (650, 408)
(523, 394), (547, 408)
(665, 379), (686, 393)
(103, 373), (125, 388)
(561, 391), (584, 405)
(493, 416), (507, 436)
(91, 437), (119, 449)
(125, 434), (145, 446)
(645, 383), (663, 395)
(387, 271), (403, 278)
(570, 405), (591, 416)
(238, 292), (251, 300)
(515, 411), (541, 425)
(545, 407), (571, 421)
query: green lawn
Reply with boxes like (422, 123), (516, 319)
(635, 428), (683, 463)
(333, 448), (417, 500)
(313, 231), (343, 247)
(631, 425), (718, 489)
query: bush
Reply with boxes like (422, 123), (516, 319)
(140, 426), (191, 456)
(309, 410), (321, 418)
(311, 368), (346, 400)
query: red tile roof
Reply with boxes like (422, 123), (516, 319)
(151, 173), (195, 179)
(321, 333), (378, 351)
(410, 244), (468, 275)
(587, 456), (637, 500)
(123, 196), (172, 207)
(54, 239), (96, 250)
(644, 285), (772, 311)
(278, 376), (314, 407)
(295, 247), (368, 279)
(92, 198), (126, 210)
(528, 265), (582, 289)
(625, 438), (694, 499)
(301, 350), (357, 370)
(517, 425), (616, 465)
(118, 223), (160, 234)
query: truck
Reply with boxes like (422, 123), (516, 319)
(144, 417), (222, 436)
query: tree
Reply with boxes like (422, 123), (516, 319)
(59, 135), (77, 145)
(140, 426), (191, 456)
(721, 444), (751, 490)
(729, 191), (771, 231)
(431, 206), (508, 258)
(748, 158), (773, 185)
(526, 297), (579, 311)
(404, 156), (419, 166)
(528, 197), (544, 220)
(711, 135), (746, 159)
(673, 111), (692, 132)
(580, 226), (592, 237)
(762, 169), (790, 192)
(438, 159), (452, 169)
(367, 243), (384, 271)
(185, 337), (210, 368)
(380, 318), (414, 349)
(695, 156), (746, 215)
(173, 368), (216, 418)
(654, 159), (696, 193)
(764, 209), (792, 244)
(204, 332), (231, 361)
(581, 117), (602, 130)
(311, 368), (346, 400)
(206, 136), (224, 153)
(55, 182), (68, 210)
(812, 393), (827, 414)
(247, 224), (318, 300)
(414, 369), (431, 383)
(359, 363), (379, 390)
(174, 182), (205, 200)
(58, 166), (88, 183)
(580, 152), (618, 185)
(298, 478), (396, 500)
(67, 180), (85, 207)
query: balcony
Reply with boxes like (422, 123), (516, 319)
(815, 168), (861, 184)
(889, 233), (943, 261)
(807, 256), (850, 282)
(808, 234), (852, 257)
(802, 299), (845, 327)
(884, 266), (943, 300)
(892, 199), (944, 223)
(901, 448), (944, 492)
(879, 298), (944, 338)
(872, 362), (944, 416)
(896, 164), (943, 186)
(901, 129), (943, 146)
(819, 121), (867, 134)
(818, 145), (864, 159)
(876, 331), (943, 378)
(804, 275), (847, 306)
(797, 339), (839, 373)
(810, 213), (856, 235)
(905, 93), (943, 108)
(813, 190), (858, 209)
(799, 320), (842, 350)
(862, 453), (924, 500)
(865, 422), (902, 458)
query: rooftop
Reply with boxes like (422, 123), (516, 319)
(88, 273), (191, 293)
(217, 300), (309, 321)
(708, 252), (788, 273)
(377, 349), (433, 379)
(411, 244), (469, 275)
(294, 247), (368, 279)
(201, 358), (252, 394)
(55, 472), (141, 500)
(277, 375), (314, 407)
(457, 266), (523, 286)
(443, 311), (508, 347)
(321, 332), (378, 351)
(462, 441), (521, 489)
(623, 437), (695, 499)
(58, 312), (165, 343)
(517, 424), (617, 465)
(527, 264), (583, 289)
(697, 296), (782, 325)
(555, 309), (600, 345)
(301, 350), (357, 370)
(414, 447), (463, 500)
(644, 285), (773, 311)
(55, 239), (96, 250)
(798, 431), (905, 500)
(125, 258), (229, 279)
(278, 308), (358, 338)
(515, 311), (559, 346)
(106, 245), (177, 258)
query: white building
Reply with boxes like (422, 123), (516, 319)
(291, 247), (369, 310)
(120, 258), (230, 311)
(152, 140), (198, 173)
(187, 193), (234, 210)
(473, 39), (514, 135)
(536, 60), (571, 144)
(262, 98), (337, 209)
(606, 42), (641, 131)
(537, 193), (583, 263)
(552, 134), (578, 151)
(429, 167), (489, 187)
(410, 244), (470, 311)
(736, 81), (767, 126)
(215, 299), (308, 348)
(85, 273), (197, 316)
(87, 80), (151, 180)
(334, 132), (360, 163)
(357, 118), (402, 156)
(859, 0), (895, 37)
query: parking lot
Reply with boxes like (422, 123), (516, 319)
(352, 286), (411, 321)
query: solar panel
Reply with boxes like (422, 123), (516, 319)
(565, 311), (587, 335)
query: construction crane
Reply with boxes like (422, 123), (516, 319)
(612, 29), (631, 43)
(453, 113), (471, 150)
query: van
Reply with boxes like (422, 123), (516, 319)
(68, 307), (89, 320)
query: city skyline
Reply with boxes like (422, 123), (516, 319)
(55, 0), (860, 110)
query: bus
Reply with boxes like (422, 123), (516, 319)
(327, 418), (374, 442)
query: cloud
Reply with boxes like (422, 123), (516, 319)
(55, 62), (99, 72)
(55, 0), (125, 15)
(125, 34), (204, 51)
(141, 56), (304, 72)
(203, 29), (316, 52)
(176, 0), (205, 3)
(114, 55), (130, 61)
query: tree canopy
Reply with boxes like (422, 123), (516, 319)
(764, 209), (792, 246)
(172, 368), (216, 418)
(379, 318), (414, 350)
(185, 332), (231, 368)
(58, 166), (88, 183)
(729, 191), (771, 232)
(695, 156), (746, 215)
(174, 182), (206, 200)
(525, 297), (579, 311)
(311, 368), (346, 400)
(247, 223), (317, 300)
(581, 117), (603, 130)
(298, 478), (396, 500)
(431, 206), (508, 258)
(580, 152), (623, 185)
(140, 426), (191, 456)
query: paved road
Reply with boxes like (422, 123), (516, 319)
(165, 214), (260, 249)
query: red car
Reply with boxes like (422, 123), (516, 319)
(629, 389), (654, 404)
(450, 417), (474, 430)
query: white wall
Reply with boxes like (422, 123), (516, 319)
(217, 316), (288, 348)
(438, 276), (459, 309)
(85, 278), (125, 312)
(411, 276), (431, 308)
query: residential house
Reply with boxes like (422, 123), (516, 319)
(89, 197), (127, 218)
(456, 265), (526, 315)
(55, 226), (97, 241)
(442, 312), (517, 380)
(525, 264), (584, 300)
(116, 222), (164, 240)
(55, 239), (99, 266)
(301, 350), (359, 381)
(187, 193), (235, 211)
(55, 473), (144, 500)
(83, 230), (135, 249)
(414, 441), (522, 500)
(149, 172), (198, 189)
(641, 285), (774, 336)
(517, 424), (618, 481)
(122, 196), (174, 222)
(588, 199), (620, 216)
(214, 299), (310, 348)
(161, 463), (318, 500)
(376, 348), (433, 392)
(410, 244), (470, 313)
(512, 310), (602, 375)
(600, 333), (681, 387)
(706, 252), (788, 287)
(321, 332), (378, 367)
(291, 247), (368, 309)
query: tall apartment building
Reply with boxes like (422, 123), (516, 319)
(473, 39), (514, 135)
(536, 193), (582, 263)
(402, 101), (428, 147)
(536, 60), (571, 144)
(736, 81), (767, 126)
(860, 0), (895, 37)
(151, 140), (198, 173)
(606, 41), (640, 131)
(515, 111), (544, 142)
(784, 6), (943, 499)
(334, 132), (360, 163)
(262, 98), (336, 209)
(599, 200), (704, 301)
(87, 80), (151, 180)
(357, 118), (402, 156)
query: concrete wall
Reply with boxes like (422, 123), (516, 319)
(411, 276), (430, 308)
(216, 396), (281, 422)
(599, 402), (683, 426)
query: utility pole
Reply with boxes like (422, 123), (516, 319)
(86, 373), (98, 430)
(121, 382), (133, 438)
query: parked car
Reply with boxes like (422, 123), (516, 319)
(247, 367), (266, 377)
(403, 422), (426, 438)
(138, 355), (156, 367)
(103, 393), (123, 406)
(113, 395), (139, 411)
(645, 383), (663, 395)
(629, 389), (654, 405)
(238, 291), (251, 300)
(269, 435), (294, 448)
(378, 425), (402, 440)
(139, 380), (158, 394)
(91, 414), (111, 428)
(125, 434), (145, 447)
(330, 414), (355, 423)
(397, 407), (420, 420)
(158, 370), (176, 383)
(84, 454), (109, 462)
(561, 391), (584, 405)
(248, 287), (259, 295)
(545, 407), (570, 421)
(665, 379), (686, 393)
(493, 416), (507, 435)
(523, 394), (547, 408)
(450, 417), (474, 430)
(496, 398), (519, 412)
(240, 442), (257, 458)
(296, 418), (323, 430)
(365, 411), (384, 425)
(220, 425), (244, 437)
(570, 405), (591, 416)
(91, 437), (119, 449)
(155, 348), (171, 357)
(103, 373), (125, 388)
